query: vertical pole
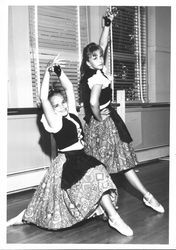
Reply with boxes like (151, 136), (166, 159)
(34, 6), (40, 104)
(138, 6), (144, 103)
(109, 6), (114, 102)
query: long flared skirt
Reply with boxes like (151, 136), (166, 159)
(84, 115), (138, 174)
(22, 153), (118, 230)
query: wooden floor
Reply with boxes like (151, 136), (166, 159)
(7, 159), (169, 245)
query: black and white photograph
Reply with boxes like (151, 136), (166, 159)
(1, 0), (176, 249)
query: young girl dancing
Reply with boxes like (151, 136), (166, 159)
(7, 56), (134, 237)
(80, 10), (164, 214)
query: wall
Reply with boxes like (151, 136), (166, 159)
(7, 112), (51, 192)
(148, 7), (171, 102)
(8, 6), (33, 107)
(8, 114), (51, 174)
(126, 106), (169, 162)
(88, 6), (107, 43)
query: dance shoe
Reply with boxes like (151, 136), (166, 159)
(143, 192), (165, 213)
(108, 215), (133, 237)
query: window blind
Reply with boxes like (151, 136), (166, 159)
(111, 6), (148, 102)
(28, 6), (89, 107)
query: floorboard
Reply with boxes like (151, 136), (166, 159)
(7, 159), (169, 245)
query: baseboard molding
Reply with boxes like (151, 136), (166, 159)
(136, 145), (169, 163)
(7, 146), (169, 194)
(7, 167), (48, 194)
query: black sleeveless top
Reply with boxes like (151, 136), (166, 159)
(53, 113), (84, 150)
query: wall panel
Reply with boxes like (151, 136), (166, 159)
(8, 114), (51, 174)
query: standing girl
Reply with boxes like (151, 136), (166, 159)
(7, 56), (134, 237)
(80, 10), (164, 214)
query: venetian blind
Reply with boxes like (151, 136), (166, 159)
(111, 6), (148, 102)
(28, 6), (89, 107)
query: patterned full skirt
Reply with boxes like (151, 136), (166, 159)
(84, 114), (138, 174)
(22, 152), (118, 230)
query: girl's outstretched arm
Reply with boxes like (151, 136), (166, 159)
(58, 70), (77, 115)
(40, 62), (62, 131)
(99, 12), (114, 53)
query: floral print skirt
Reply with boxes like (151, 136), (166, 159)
(22, 153), (118, 230)
(84, 115), (138, 174)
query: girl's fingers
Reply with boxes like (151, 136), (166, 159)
(100, 108), (110, 115)
(46, 53), (66, 72)
(53, 53), (61, 63)
(47, 61), (52, 67)
(106, 7), (119, 19)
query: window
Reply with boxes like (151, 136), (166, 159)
(111, 6), (147, 102)
(9, 6), (147, 107)
(28, 6), (89, 107)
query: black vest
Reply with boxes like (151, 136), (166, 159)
(53, 113), (84, 150)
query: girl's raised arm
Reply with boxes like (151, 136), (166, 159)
(57, 70), (77, 115)
(40, 62), (62, 131)
(99, 12), (114, 53)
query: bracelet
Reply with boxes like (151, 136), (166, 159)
(103, 16), (111, 27)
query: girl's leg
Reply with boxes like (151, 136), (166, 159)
(124, 169), (148, 196)
(100, 193), (133, 237)
(124, 169), (164, 213)
(7, 209), (26, 227)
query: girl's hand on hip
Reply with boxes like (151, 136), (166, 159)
(100, 108), (110, 120)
